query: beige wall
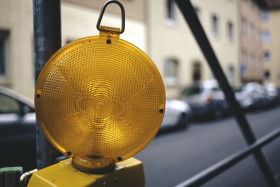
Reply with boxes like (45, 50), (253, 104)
(0, 0), (145, 99)
(146, 0), (192, 98)
(193, 0), (240, 87)
(262, 10), (280, 87)
(61, 1), (146, 51)
(62, 0), (145, 21)
(5, 0), (278, 101)
(0, 0), (34, 99)
(240, 0), (263, 82)
(146, 0), (239, 98)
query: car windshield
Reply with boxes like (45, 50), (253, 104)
(182, 86), (203, 96)
(211, 87), (221, 92)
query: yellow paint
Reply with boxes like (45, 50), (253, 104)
(28, 158), (145, 187)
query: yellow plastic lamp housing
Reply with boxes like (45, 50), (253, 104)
(35, 31), (166, 173)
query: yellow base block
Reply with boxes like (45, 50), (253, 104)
(28, 158), (145, 187)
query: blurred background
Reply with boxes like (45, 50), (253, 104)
(1, 0), (280, 186)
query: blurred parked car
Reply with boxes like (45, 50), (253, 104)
(235, 83), (268, 110)
(0, 86), (36, 171)
(161, 99), (192, 129)
(265, 83), (280, 106)
(181, 80), (229, 119)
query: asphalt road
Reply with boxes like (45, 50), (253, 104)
(135, 106), (280, 187)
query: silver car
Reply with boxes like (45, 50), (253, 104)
(181, 80), (229, 119)
(265, 83), (280, 107)
(235, 83), (267, 110)
(161, 99), (192, 129)
(0, 86), (36, 171)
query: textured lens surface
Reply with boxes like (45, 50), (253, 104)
(35, 35), (166, 161)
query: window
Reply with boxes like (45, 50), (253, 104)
(0, 93), (20, 114)
(242, 18), (247, 35)
(251, 54), (255, 66)
(263, 31), (271, 43)
(258, 57), (262, 69)
(240, 64), (246, 75)
(258, 30), (262, 42)
(264, 51), (270, 62)
(250, 24), (255, 39)
(0, 30), (9, 76)
(182, 86), (202, 96)
(227, 21), (233, 42)
(262, 11), (270, 22)
(242, 51), (247, 65)
(250, 0), (254, 8)
(241, 51), (247, 75)
(164, 58), (179, 85)
(227, 66), (234, 84)
(264, 70), (270, 80)
(166, 0), (176, 24)
(211, 15), (218, 37)
(192, 62), (201, 82)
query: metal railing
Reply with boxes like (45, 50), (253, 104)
(174, 0), (280, 186)
(175, 127), (280, 187)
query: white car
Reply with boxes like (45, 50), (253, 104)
(235, 82), (266, 110)
(161, 99), (192, 129)
(265, 83), (280, 105)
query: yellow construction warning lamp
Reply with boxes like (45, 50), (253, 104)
(34, 0), (166, 174)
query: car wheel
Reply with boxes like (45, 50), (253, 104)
(176, 113), (188, 129)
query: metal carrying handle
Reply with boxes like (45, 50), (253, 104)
(96, 0), (125, 34)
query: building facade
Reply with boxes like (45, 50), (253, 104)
(262, 0), (280, 87)
(239, 0), (265, 83)
(146, 0), (240, 98)
(2, 0), (280, 100)
(0, 1), (34, 99)
(0, 0), (145, 99)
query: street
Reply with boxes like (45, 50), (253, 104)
(135, 107), (280, 187)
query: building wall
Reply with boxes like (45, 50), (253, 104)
(61, 1), (146, 51)
(262, 10), (280, 87)
(3, 0), (278, 101)
(240, 0), (263, 82)
(146, 0), (239, 98)
(146, 0), (192, 98)
(0, 0), (34, 99)
(63, 0), (145, 22)
(0, 0), (145, 99)
(193, 0), (240, 87)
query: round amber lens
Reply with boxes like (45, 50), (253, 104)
(35, 35), (166, 162)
